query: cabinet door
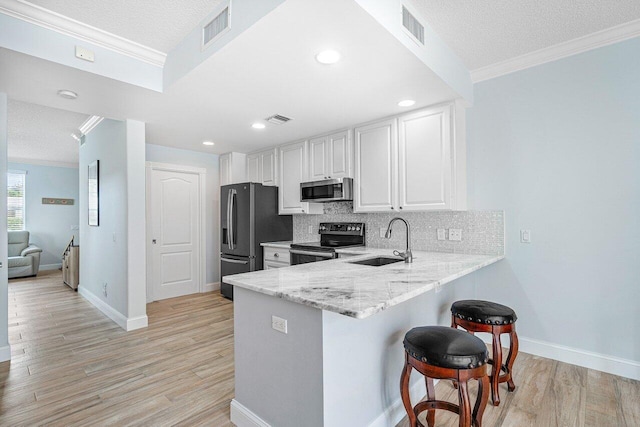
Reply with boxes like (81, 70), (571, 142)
(309, 136), (328, 180)
(354, 119), (397, 212)
(261, 149), (277, 186)
(398, 106), (452, 211)
(328, 130), (351, 178)
(219, 153), (231, 186)
(247, 153), (261, 183)
(279, 141), (310, 214)
(264, 260), (288, 270)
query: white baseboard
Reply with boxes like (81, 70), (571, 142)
(0, 344), (11, 362)
(230, 399), (271, 427)
(476, 334), (640, 381)
(203, 281), (220, 293)
(40, 263), (62, 271)
(79, 286), (148, 332)
(126, 315), (148, 331)
(368, 377), (429, 427)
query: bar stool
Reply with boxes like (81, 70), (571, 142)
(400, 326), (490, 427)
(451, 300), (519, 406)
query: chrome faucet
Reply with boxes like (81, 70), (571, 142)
(384, 217), (413, 263)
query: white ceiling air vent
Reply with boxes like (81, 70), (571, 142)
(203, 6), (229, 47)
(265, 114), (292, 125)
(402, 6), (424, 45)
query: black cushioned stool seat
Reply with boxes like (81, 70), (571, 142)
(400, 326), (490, 427)
(451, 300), (519, 407)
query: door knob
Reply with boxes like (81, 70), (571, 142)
(152, 239), (157, 244)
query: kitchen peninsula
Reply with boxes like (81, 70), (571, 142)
(226, 248), (503, 427)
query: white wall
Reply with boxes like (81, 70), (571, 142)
(79, 118), (147, 330)
(8, 162), (79, 268)
(145, 144), (220, 285)
(467, 37), (640, 378)
(0, 93), (10, 361)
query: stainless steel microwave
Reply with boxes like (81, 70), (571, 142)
(300, 177), (353, 203)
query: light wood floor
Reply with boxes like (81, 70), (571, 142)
(2, 271), (638, 426)
(1, 270), (235, 426)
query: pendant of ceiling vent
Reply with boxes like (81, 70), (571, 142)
(203, 6), (230, 47)
(265, 115), (292, 125)
(402, 6), (424, 45)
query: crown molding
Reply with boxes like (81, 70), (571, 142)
(8, 157), (79, 169)
(471, 19), (640, 83)
(0, 0), (166, 67)
(79, 115), (104, 136)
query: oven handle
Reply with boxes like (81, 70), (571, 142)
(289, 249), (335, 258)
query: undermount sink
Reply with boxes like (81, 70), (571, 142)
(349, 256), (404, 267)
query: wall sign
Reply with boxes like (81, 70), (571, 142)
(42, 198), (74, 205)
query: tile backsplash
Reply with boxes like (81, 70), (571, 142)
(293, 202), (504, 256)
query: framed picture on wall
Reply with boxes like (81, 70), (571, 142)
(88, 160), (99, 226)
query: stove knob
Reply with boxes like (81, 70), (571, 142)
(347, 226), (353, 231)
(356, 226), (361, 231)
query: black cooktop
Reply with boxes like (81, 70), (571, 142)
(290, 222), (366, 252)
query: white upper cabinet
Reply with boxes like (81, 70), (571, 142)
(398, 105), (452, 210)
(309, 130), (352, 181)
(278, 141), (323, 215)
(354, 119), (397, 212)
(219, 152), (246, 186)
(354, 103), (463, 213)
(247, 148), (278, 186)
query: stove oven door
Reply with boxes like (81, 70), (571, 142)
(289, 249), (336, 265)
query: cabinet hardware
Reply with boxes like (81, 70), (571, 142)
(152, 239), (157, 244)
(274, 253), (279, 258)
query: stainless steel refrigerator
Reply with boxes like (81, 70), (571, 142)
(220, 182), (292, 300)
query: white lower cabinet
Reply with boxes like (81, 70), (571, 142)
(247, 148), (277, 186)
(354, 104), (462, 212)
(278, 141), (323, 215)
(263, 246), (290, 269)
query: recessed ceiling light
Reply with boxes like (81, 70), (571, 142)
(252, 123), (266, 129)
(57, 89), (78, 100)
(398, 99), (416, 107)
(315, 50), (341, 64)
(202, 141), (215, 146)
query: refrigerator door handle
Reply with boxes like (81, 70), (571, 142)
(226, 189), (233, 250)
(229, 188), (237, 250)
(221, 256), (248, 265)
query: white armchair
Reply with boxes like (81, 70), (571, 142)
(8, 231), (43, 278)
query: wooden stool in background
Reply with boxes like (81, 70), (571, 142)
(451, 300), (519, 406)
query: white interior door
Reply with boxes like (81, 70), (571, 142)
(150, 168), (200, 300)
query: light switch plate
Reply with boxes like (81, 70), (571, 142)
(379, 227), (387, 238)
(449, 229), (462, 241)
(437, 229), (446, 240)
(520, 229), (532, 243)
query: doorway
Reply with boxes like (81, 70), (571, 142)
(146, 162), (206, 302)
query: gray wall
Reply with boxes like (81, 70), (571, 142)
(467, 37), (640, 363)
(9, 162), (79, 267)
(145, 144), (220, 285)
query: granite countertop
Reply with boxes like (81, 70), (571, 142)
(224, 248), (504, 319)
(260, 241), (293, 249)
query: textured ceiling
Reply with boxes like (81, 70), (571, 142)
(28, 0), (222, 53)
(7, 100), (88, 166)
(414, 0), (640, 70)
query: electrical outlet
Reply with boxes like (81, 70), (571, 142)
(102, 282), (108, 297)
(112, 232), (117, 243)
(308, 225), (313, 234)
(380, 227), (387, 238)
(437, 229), (446, 241)
(449, 229), (462, 241)
(520, 229), (532, 243)
(271, 315), (287, 334)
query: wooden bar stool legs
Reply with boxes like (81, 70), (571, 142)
(451, 300), (519, 406)
(400, 326), (490, 427)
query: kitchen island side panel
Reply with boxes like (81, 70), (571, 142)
(321, 274), (476, 426)
(233, 287), (324, 427)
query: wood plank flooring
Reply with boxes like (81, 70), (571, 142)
(1, 270), (234, 426)
(1, 271), (638, 426)
(395, 347), (640, 427)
